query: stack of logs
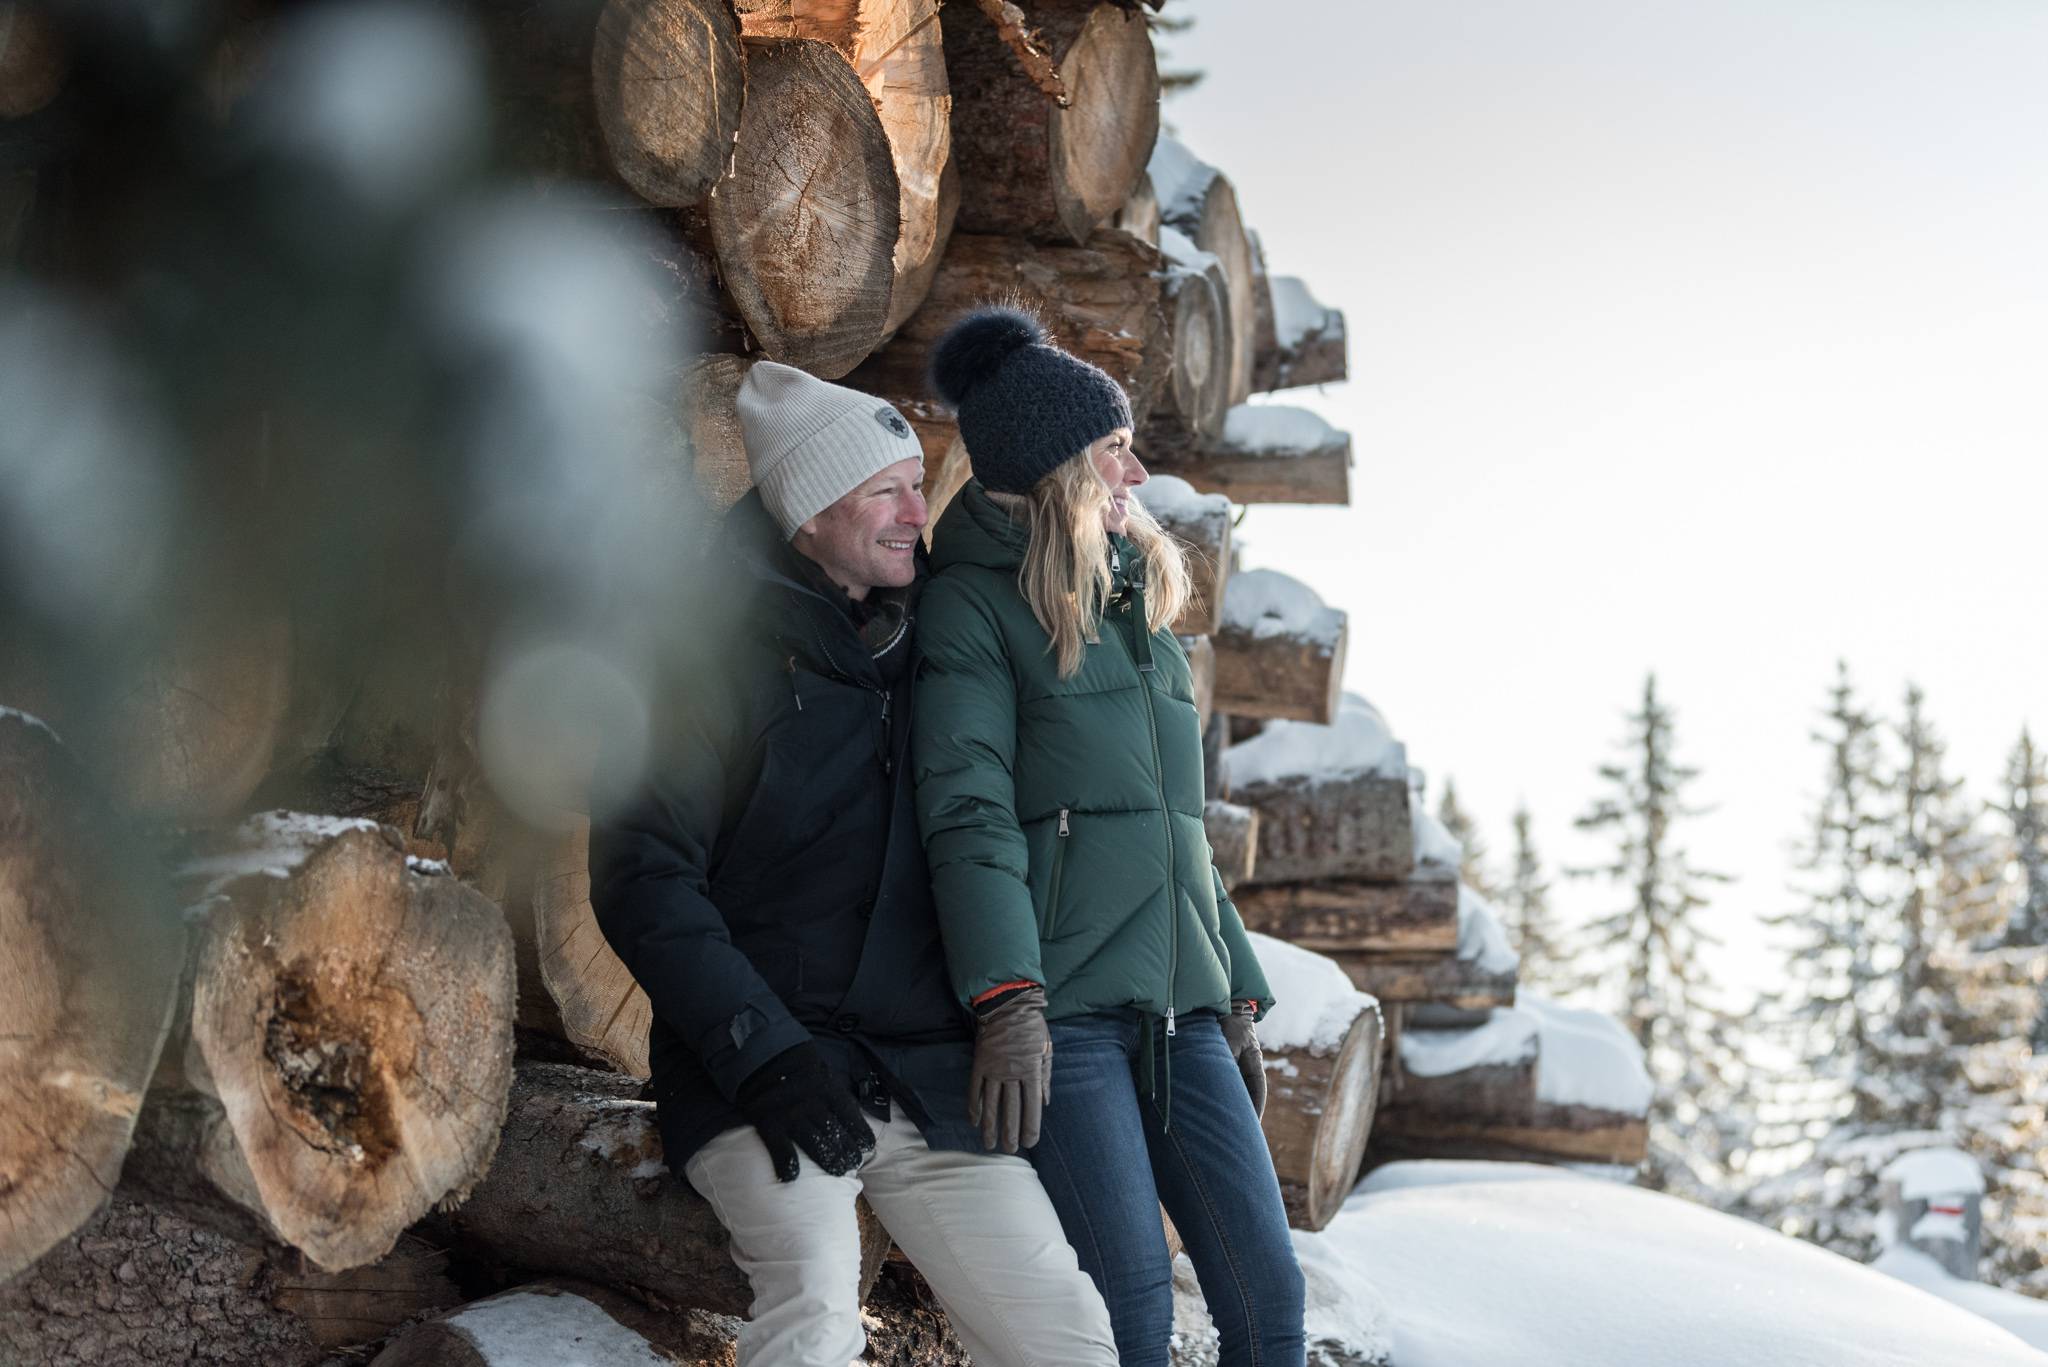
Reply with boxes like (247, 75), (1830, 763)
(1, 0), (1641, 1361)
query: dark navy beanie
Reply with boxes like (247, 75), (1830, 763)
(928, 308), (1134, 494)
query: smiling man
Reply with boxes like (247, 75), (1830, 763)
(589, 361), (1116, 1367)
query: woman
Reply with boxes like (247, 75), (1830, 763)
(912, 308), (1307, 1367)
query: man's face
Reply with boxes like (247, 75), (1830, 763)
(791, 456), (928, 601)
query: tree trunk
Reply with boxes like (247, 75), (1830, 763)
(0, 1198), (328, 1367)
(369, 1279), (740, 1366)
(0, 3), (67, 119)
(1253, 275), (1347, 392)
(708, 38), (901, 378)
(1145, 478), (1230, 637)
(1262, 999), (1382, 1231)
(1204, 799), (1257, 891)
(847, 228), (1170, 427)
(1152, 139), (1256, 405)
(124, 815), (517, 1273)
(733, 0), (956, 337)
(1143, 402), (1351, 506)
(944, 0), (1159, 244)
(435, 1062), (892, 1316)
(1231, 771), (1413, 885)
(1212, 570), (1347, 725)
(483, 0), (745, 209)
(1232, 878), (1457, 955)
(0, 712), (183, 1283)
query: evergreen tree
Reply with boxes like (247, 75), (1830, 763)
(1996, 728), (2048, 951)
(1569, 673), (1741, 1195)
(1437, 777), (1495, 898)
(1502, 802), (1569, 991)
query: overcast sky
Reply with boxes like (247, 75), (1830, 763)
(1165, 0), (2048, 999)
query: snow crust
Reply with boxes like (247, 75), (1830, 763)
(572, 1097), (669, 1181)
(1307, 1161), (2048, 1367)
(1159, 224), (1221, 275)
(1223, 404), (1340, 454)
(1148, 136), (1215, 223)
(1522, 994), (1654, 1113)
(406, 855), (452, 876)
(1172, 1245), (1393, 1367)
(1224, 692), (1405, 790)
(1410, 794), (1462, 877)
(1270, 276), (1334, 349)
(1222, 569), (1343, 647)
(445, 1287), (673, 1366)
(1248, 931), (1378, 1056)
(1873, 1245), (2048, 1352)
(0, 705), (61, 745)
(178, 811), (385, 903)
(1456, 885), (1518, 974)
(1882, 1145), (1985, 1199)
(1138, 473), (1228, 527)
(1400, 1007), (1539, 1078)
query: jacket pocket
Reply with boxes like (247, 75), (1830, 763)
(1043, 807), (1070, 940)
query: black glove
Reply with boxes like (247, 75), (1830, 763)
(1219, 1002), (1266, 1119)
(734, 1042), (876, 1182)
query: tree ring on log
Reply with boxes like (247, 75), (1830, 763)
(592, 0), (747, 208)
(1047, 5), (1160, 244)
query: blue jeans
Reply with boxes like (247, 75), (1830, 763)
(1027, 1008), (1307, 1367)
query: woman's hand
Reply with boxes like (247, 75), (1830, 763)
(970, 986), (1052, 1152)
(1219, 1003), (1267, 1118)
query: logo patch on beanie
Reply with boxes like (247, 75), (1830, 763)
(875, 406), (912, 440)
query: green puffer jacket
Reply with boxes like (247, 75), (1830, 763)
(912, 480), (1272, 1027)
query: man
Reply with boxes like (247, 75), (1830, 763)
(589, 361), (1117, 1367)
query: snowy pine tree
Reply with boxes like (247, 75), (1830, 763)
(1569, 673), (1742, 1195)
(1502, 803), (1569, 992)
(1436, 778), (1495, 898)
(1997, 728), (2048, 952)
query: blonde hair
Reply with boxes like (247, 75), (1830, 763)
(987, 450), (1192, 678)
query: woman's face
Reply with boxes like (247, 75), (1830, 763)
(1088, 427), (1145, 535)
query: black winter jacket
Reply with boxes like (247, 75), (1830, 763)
(588, 493), (978, 1167)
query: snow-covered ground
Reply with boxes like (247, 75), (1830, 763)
(1173, 1160), (2048, 1366)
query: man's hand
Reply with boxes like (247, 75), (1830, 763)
(1219, 1002), (1266, 1118)
(734, 1043), (876, 1182)
(970, 986), (1051, 1152)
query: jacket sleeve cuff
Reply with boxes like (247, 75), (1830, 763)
(696, 993), (816, 1102)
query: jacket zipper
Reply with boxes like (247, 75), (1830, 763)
(1121, 602), (1179, 1043)
(1046, 807), (1069, 937)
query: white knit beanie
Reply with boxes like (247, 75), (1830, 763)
(735, 361), (922, 538)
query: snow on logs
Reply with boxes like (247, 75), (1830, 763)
(1151, 137), (1257, 405)
(369, 1280), (741, 1367)
(0, 712), (183, 1283)
(1334, 885), (1519, 1014)
(1138, 474), (1231, 636)
(1143, 403), (1353, 507)
(1255, 275), (1348, 392)
(945, 0), (1160, 245)
(433, 1063), (893, 1315)
(1249, 934), (1384, 1232)
(1212, 570), (1348, 725)
(124, 814), (516, 1273)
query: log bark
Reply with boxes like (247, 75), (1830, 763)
(0, 1197), (327, 1367)
(1117, 169), (1159, 246)
(1146, 480), (1230, 637)
(1231, 771), (1413, 885)
(732, 0), (955, 337)
(1204, 798), (1257, 891)
(522, 817), (653, 1078)
(0, 712), (182, 1284)
(1330, 947), (1517, 1012)
(124, 815), (516, 1273)
(435, 1063), (892, 1315)
(269, 1234), (463, 1350)
(920, 425), (973, 539)
(1181, 634), (1214, 732)
(847, 228), (1170, 427)
(0, 3), (67, 119)
(1152, 140), (1256, 405)
(1254, 275), (1347, 392)
(1232, 879), (1456, 955)
(684, 352), (758, 515)
(945, 0), (1159, 244)
(1262, 998), (1382, 1231)
(708, 38), (901, 378)
(483, 0), (745, 209)
(1142, 402), (1351, 506)
(1368, 1105), (1649, 1168)
(370, 1279), (740, 1366)
(1212, 570), (1347, 725)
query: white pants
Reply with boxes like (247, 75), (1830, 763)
(685, 1105), (1118, 1367)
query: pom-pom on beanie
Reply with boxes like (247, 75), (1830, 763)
(928, 308), (1134, 494)
(736, 360), (922, 538)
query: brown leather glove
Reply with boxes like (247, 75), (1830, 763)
(1219, 1002), (1266, 1118)
(969, 986), (1051, 1152)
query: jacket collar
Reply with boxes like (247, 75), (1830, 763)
(721, 491), (924, 677)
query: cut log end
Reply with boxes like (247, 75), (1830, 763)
(1047, 4), (1161, 243)
(710, 38), (900, 377)
(1263, 998), (1383, 1231)
(592, 0), (747, 208)
(530, 818), (653, 1078)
